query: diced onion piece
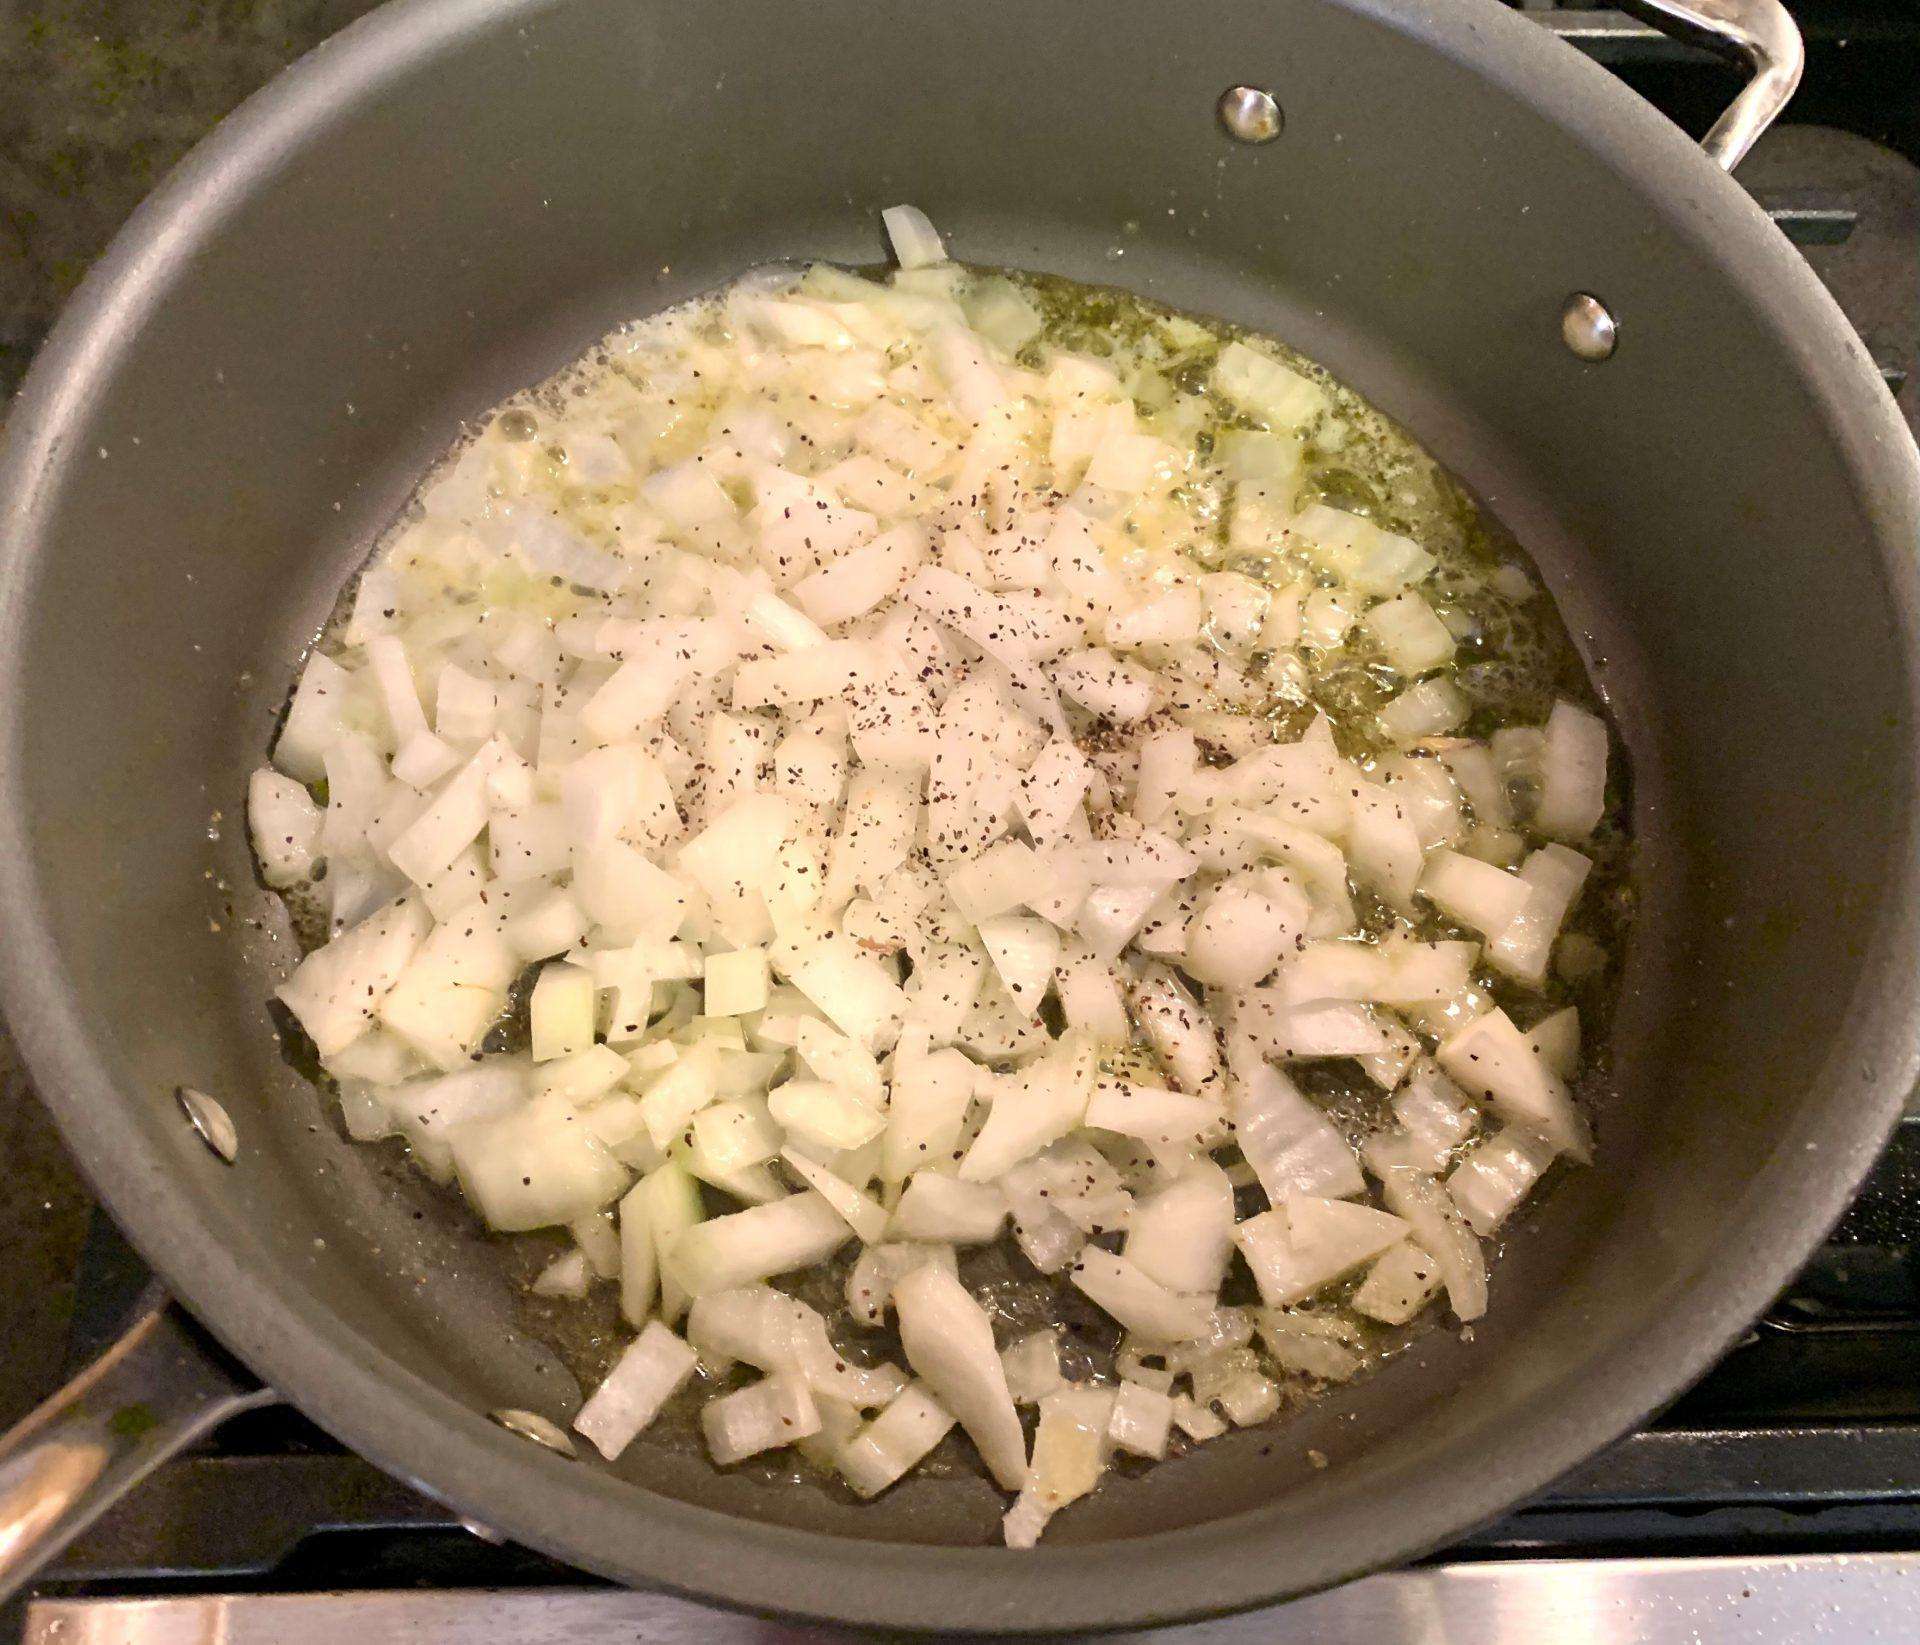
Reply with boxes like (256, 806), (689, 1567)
(1019, 740), (1093, 849)
(1003, 1386), (1116, 1548)
(704, 947), (771, 1016)
(976, 915), (1061, 1014)
(1252, 1309), (1364, 1382)
(1124, 1161), (1236, 1293)
(775, 933), (908, 1053)
(1233, 991), (1397, 1062)
(1535, 700), (1608, 840)
(883, 1030), (976, 1181)
(945, 840), (1049, 923)
(779, 1147), (889, 1243)
(1387, 1061), (1480, 1172)
(1051, 648), (1157, 724)
(1233, 1196), (1410, 1307)
(888, 1172), (1008, 1244)
(1446, 1124), (1558, 1235)
(1129, 964), (1223, 1098)
(733, 640), (883, 711)
(574, 1321), (699, 1459)
(388, 742), (504, 886)
(533, 1248), (591, 1299)
(1529, 1005), (1581, 1080)
(1054, 946), (1131, 1043)
(1377, 677), (1468, 744)
(530, 962), (597, 1062)
(663, 1191), (852, 1298)
(277, 896), (430, 1058)
(537, 1044), (627, 1106)
(1290, 504), (1436, 595)
(1352, 1241), (1443, 1325)
(1084, 1078), (1220, 1149)
(1108, 1380), (1175, 1459)
(1436, 1008), (1591, 1161)
(959, 1039), (1093, 1181)
(1370, 1155), (1489, 1321)
(1363, 591), (1455, 674)
(793, 525), (927, 626)
(837, 1381), (956, 1497)
(1440, 744), (1513, 829)
(768, 1079), (884, 1152)
(1418, 849), (1531, 938)
(1068, 1248), (1213, 1341)
(1488, 844), (1592, 986)
(795, 1017), (884, 1103)
(893, 1265), (1028, 1490)
(1001, 1329), (1066, 1405)
(846, 1242), (958, 1328)
(1213, 342), (1329, 432)
(685, 1284), (906, 1407)
(1183, 876), (1306, 990)
(248, 769), (322, 888)
(273, 650), (355, 783)
(450, 1095), (629, 1232)
(1172, 1393), (1228, 1441)
(703, 1372), (821, 1465)
(1229, 1058), (1365, 1201)
(882, 204), (948, 270)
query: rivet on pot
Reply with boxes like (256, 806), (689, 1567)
(177, 1086), (239, 1163)
(1561, 293), (1619, 362)
(1217, 85), (1284, 145)
(491, 1407), (577, 1458)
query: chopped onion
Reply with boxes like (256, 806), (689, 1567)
(573, 1321), (698, 1460)
(1436, 1008), (1591, 1162)
(703, 1372), (821, 1465)
(1446, 1124), (1558, 1235)
(882, 204), (948, 270)
(894, 1264), (1028, 1490)
(1229, 1057), (1365, 1202)
(1001, 1329), (1067, 1406)
(1069, 1248), (1214, 1341)
(664, 1191), (851, 1298)
(1233, 1196), (1410, 1308)
(846, 1242), (957, 1328)
(837, 1381), (956, 1497)
(253, 240), (1620, 1543)
(1003, 1386), (1116, 1548)
(888, 1172), (1007, 1244)
(1534, 700), (1608, 840)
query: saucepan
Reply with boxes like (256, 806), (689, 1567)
(0, 0), (1915, 1628)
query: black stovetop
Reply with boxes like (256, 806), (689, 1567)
(2, 0), (1917, 1614)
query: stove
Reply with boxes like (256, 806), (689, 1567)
(3, 3), (1918, 1639)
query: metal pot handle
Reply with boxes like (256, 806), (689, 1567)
(0, 1289), (275, 1603)
(1619, 0), (1804, 171)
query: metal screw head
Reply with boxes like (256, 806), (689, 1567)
(1561, 293), (1619, 362)
(1218, 85), (1284, 145)
(490, 1408), (577, 1458)
(177, 1086), (238, 1163)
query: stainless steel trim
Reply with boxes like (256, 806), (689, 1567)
(25, 1554), (1920, 1642)
(1534, 8), (1681, 49)
(1614, 1), (1805, 170)
(0, 1295), (274, 1607)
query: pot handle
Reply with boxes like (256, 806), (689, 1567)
(0, 1289), (275, 1602)
(1619, 0), (1804, 171)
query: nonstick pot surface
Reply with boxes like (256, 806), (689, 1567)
(1, 0), (1917, 1630)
